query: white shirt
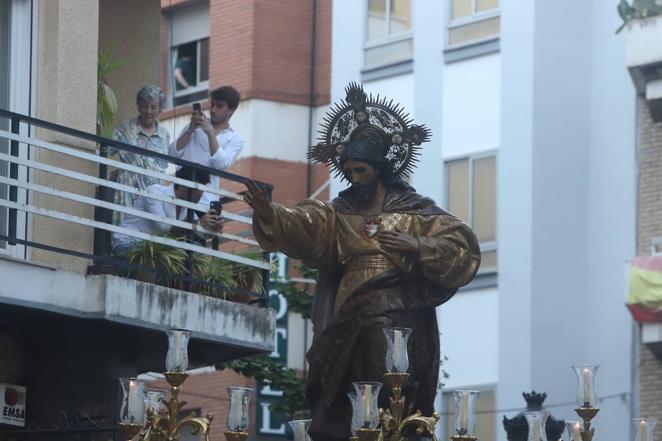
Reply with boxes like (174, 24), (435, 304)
(169, 124), (244, 206)
(113, 184), (189, 248)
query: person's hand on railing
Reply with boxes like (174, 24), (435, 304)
(200, 210), (223, 232)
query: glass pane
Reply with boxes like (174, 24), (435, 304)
(447, 159), (469, 223)
(477, 0), (499, 12)
(451, 0), (472, 19)
(472, 156), (496, 242)
(448, 16), (500, 46)
(364, 38), (413, 68)
(479, 250), (497, 273)
(390, 0), (411, 34)
(367, 0), (388, 41)
(199, 38), (209, 82)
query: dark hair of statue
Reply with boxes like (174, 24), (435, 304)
(339, 138), (399, 186)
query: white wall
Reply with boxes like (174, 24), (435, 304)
(442, 54), (501, 160)
(497, 0), (536, 434)
(161, 99), (330, 165)
(586, 0), (637, 436)
(439, 288), (499, 389)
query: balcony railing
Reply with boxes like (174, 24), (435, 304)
(0, 108), (272, 302)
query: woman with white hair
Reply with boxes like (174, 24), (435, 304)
(109, 84), (170, 225)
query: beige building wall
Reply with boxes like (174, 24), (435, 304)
(28, 0), (162, 272)
(99, 0), (162, 124)
(31, 0), (100, 272)
(637, 97), (662, 435)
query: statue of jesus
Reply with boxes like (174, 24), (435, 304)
(244, 83), (481, 441)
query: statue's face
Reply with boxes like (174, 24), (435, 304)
(343, 160), (379, 204)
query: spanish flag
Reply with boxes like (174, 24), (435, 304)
(627, 256), (662, 322)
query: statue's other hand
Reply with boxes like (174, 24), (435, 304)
(244, 180), (274, 223)
(377, 230), (420, 253)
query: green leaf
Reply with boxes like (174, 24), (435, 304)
(102, 83), (118, 114)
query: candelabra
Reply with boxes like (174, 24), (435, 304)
(571, 365), (600, 441)
(116, 329), (213, 441)
(346, 327), (441, 441)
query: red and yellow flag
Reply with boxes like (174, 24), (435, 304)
(627, 256), (662, 322)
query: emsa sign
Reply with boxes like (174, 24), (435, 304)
(0, 383), (26, 427)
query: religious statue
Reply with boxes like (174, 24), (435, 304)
(244, 83), (481, 441)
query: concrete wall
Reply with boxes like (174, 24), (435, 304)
(498, 2), (636, 440)
(99, 0), (162, 124)
(439, 288), (499, 389)
(32, 0), (100, 272)
(586, 0), (637, 437)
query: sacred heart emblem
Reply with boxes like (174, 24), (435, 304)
(362, 217), (382, 239)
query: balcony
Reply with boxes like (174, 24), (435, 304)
(625, 13), (662, 121)
(0, 109), (276, 373)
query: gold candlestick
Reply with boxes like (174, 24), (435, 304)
(357, 427), (384, 441)
(224, 430), (250, 441)
(449, 435), (478, 441)
(575, 406), (600, 441)
(142, 371), (213, 441)
(377, 372), (440, 441)
(117, 422), (142, 441)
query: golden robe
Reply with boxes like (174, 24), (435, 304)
(252, 182), (480, 441)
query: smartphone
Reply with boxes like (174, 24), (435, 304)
(192, 102), (202, 114)
(210, 200), (221, 214)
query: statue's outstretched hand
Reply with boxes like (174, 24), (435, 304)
(377, 230), (420, 253)
(244, 180), (274, 223)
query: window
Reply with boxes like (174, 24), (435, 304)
(448, 0), (500, 48)
(446, 154), (496, 273)
(364, 0), (413, 69)
(171, 38), (209, 106)
(166, 2), (210, 107)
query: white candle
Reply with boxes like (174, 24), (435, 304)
(641, 420), (649, 441)
(297, 422), (306, 441)
(229, 390), (242, 430)
(582, 368), (591, 405)
(128, 381), (144, 423)
(532, 415), (541, 441)
(174, 332), (182, 369)
(363, 384), (372, 425)
(393, 330), (403, 369)
(459, 392), (468, 431)
(572, 422), (581, 441)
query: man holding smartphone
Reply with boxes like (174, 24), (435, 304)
(169, 86), (244, 208)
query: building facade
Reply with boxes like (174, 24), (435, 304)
(331, 1), (636, 440)
(0, 0), (276, 438)
(154, 1), (332, 438)
(625, 12), (662, 441)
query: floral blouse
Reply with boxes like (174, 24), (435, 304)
(110, 117), (170, 225)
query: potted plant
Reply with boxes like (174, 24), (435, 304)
(124, 239), (188, 285)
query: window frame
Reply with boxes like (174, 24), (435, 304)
(170, 38), (210, 101)
(444, 151), (497, 273)
(446, 0), (500, 50)
(363, 0), (414, 69)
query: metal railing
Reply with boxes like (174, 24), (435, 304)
(0, 109), (272, 302)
